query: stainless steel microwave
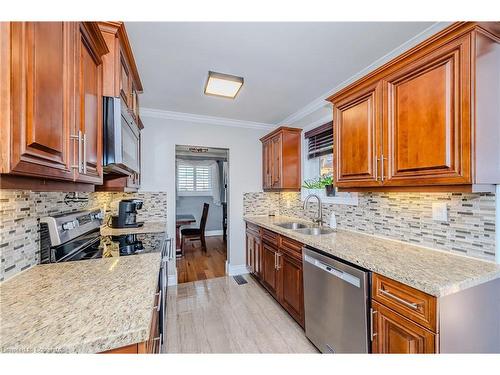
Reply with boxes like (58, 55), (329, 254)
(103, 97), (140, 175)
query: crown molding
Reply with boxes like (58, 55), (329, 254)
(140, 107), (275, 131)
(277, 22), (453, 126)
(301, 114), (333, 133)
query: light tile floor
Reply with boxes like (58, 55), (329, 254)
(165, 275), (318, 353)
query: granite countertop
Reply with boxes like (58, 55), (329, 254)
(100, 221), (167, 236)
(0, 252), (161, 353)
(244, 215), (500, 297)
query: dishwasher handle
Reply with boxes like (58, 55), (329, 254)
(304, 254), (361, 288)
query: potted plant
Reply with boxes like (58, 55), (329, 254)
(322, 175), (335, 197)
(302, 178), (324, 197)
(302, 175), (335, 197)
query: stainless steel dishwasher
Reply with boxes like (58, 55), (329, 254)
(303, 246), (371, 353)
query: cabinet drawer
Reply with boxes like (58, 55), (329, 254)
(262, 228), (278, 246)
(372, 274), (437, 332)
(246, 223), (260, 235)
(279, 236), (303, 258)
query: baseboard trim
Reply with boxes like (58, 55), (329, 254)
(205, 230), (224, 237)
(168, 271), (178, 286)
(226, 262), (249, 276)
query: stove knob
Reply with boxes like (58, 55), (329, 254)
(72, 219), (80, 228)
(62, 221), (74, 231)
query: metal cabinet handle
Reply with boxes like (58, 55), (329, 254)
(152, 333), (162, 354)
(70, 131), (83, 173)
(375, 157), (379, 181)
(82, 132), (87, 174)
(154, 290), (162, 312)
(380, 155), (386, 182)
(380, 289), (419, 310)
(276, 253), (281, 270)
(370, 308), (377, 341)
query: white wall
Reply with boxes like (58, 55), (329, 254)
(140, 115), (267, 277)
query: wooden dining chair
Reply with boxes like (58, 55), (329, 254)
(181, 203), (210, 255)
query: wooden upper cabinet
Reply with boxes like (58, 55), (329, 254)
(383, 35), (471, 186)
(97, 22), (143, 109)
(74, 22), (107, 184)
(334, 82), (381, 187)
(328, 22), (500, 192)
(4, 22), (73, 180)
(119, 52), (131, 106)
(260, 126), (302, 191)
(0, 22), (108, 189)
(262, 139), (272, 189)
(271, 134), (282, 188)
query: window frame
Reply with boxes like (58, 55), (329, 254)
(301, 121), (358, 206)
(176, 163), (213, 197)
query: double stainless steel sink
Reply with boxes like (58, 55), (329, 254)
(276, 222), (335, 236)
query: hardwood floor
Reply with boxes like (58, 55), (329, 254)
(165, 276), (318, 353)
(177, 235), (227, 284)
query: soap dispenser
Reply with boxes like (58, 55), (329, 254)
(329, 212), (337, 229)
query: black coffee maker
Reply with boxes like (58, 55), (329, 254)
(110, 199), (144, 228)
(112, 234), (145, 255)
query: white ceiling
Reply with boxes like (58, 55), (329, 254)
(126, 22), (436, 125)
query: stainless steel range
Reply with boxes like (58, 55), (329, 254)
(39, 209), (172, 353)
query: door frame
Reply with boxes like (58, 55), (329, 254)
(172, 144), (230, 284)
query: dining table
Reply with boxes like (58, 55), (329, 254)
(175, 214), (196, 256)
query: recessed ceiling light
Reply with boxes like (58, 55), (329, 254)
(204, 71), (244, 99)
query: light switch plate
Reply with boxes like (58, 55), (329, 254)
(432, 202), (448, 222)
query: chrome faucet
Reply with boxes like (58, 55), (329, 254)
(303, 194), (323, 226)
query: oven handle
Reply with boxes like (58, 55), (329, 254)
(56, 235), (101, 262)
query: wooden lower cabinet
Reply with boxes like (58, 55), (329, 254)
(245, 223), (305, 328)
(261, 241), (280, 299)
(372, 301), (436, 354)
(371, 273), (438, 353)
(279, 250), (304, 327)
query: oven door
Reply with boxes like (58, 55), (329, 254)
(103, 97), (140, 175)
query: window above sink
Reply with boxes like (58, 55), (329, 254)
(301, 121), (358, 206)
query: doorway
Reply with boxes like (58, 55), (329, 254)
(174, 145), (228, 283)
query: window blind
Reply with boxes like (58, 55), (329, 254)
(304, 121), (333, 159)
(177, 165), (212, 193)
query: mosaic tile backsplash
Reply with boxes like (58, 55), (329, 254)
(244, 192), (496, 262)
(0, 190), (167, 281)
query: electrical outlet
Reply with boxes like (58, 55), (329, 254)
(432, 202), (448, 222)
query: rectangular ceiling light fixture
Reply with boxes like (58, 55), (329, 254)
(204, 71), (244, 99)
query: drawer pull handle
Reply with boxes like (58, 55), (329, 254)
(380, 289), (419, 310)
(370, 308), (377, 341)
(154, 290), (162, 312)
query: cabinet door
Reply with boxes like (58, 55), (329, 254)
(279, 251), (304, 327)
(75, 23), (103, 184)
(271, 134), (282, 188)
(254, 236), (262, 280)
(334, 82), (382, 187)
(261, 242), (280, 298)
(120, 51), (131, 107)
(372, 301), (436, 354)
(9, 22), (74, 180)
(262, 139), (272, 189)
(245, 230), (255, 273)
(383, 35), (471, 186)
